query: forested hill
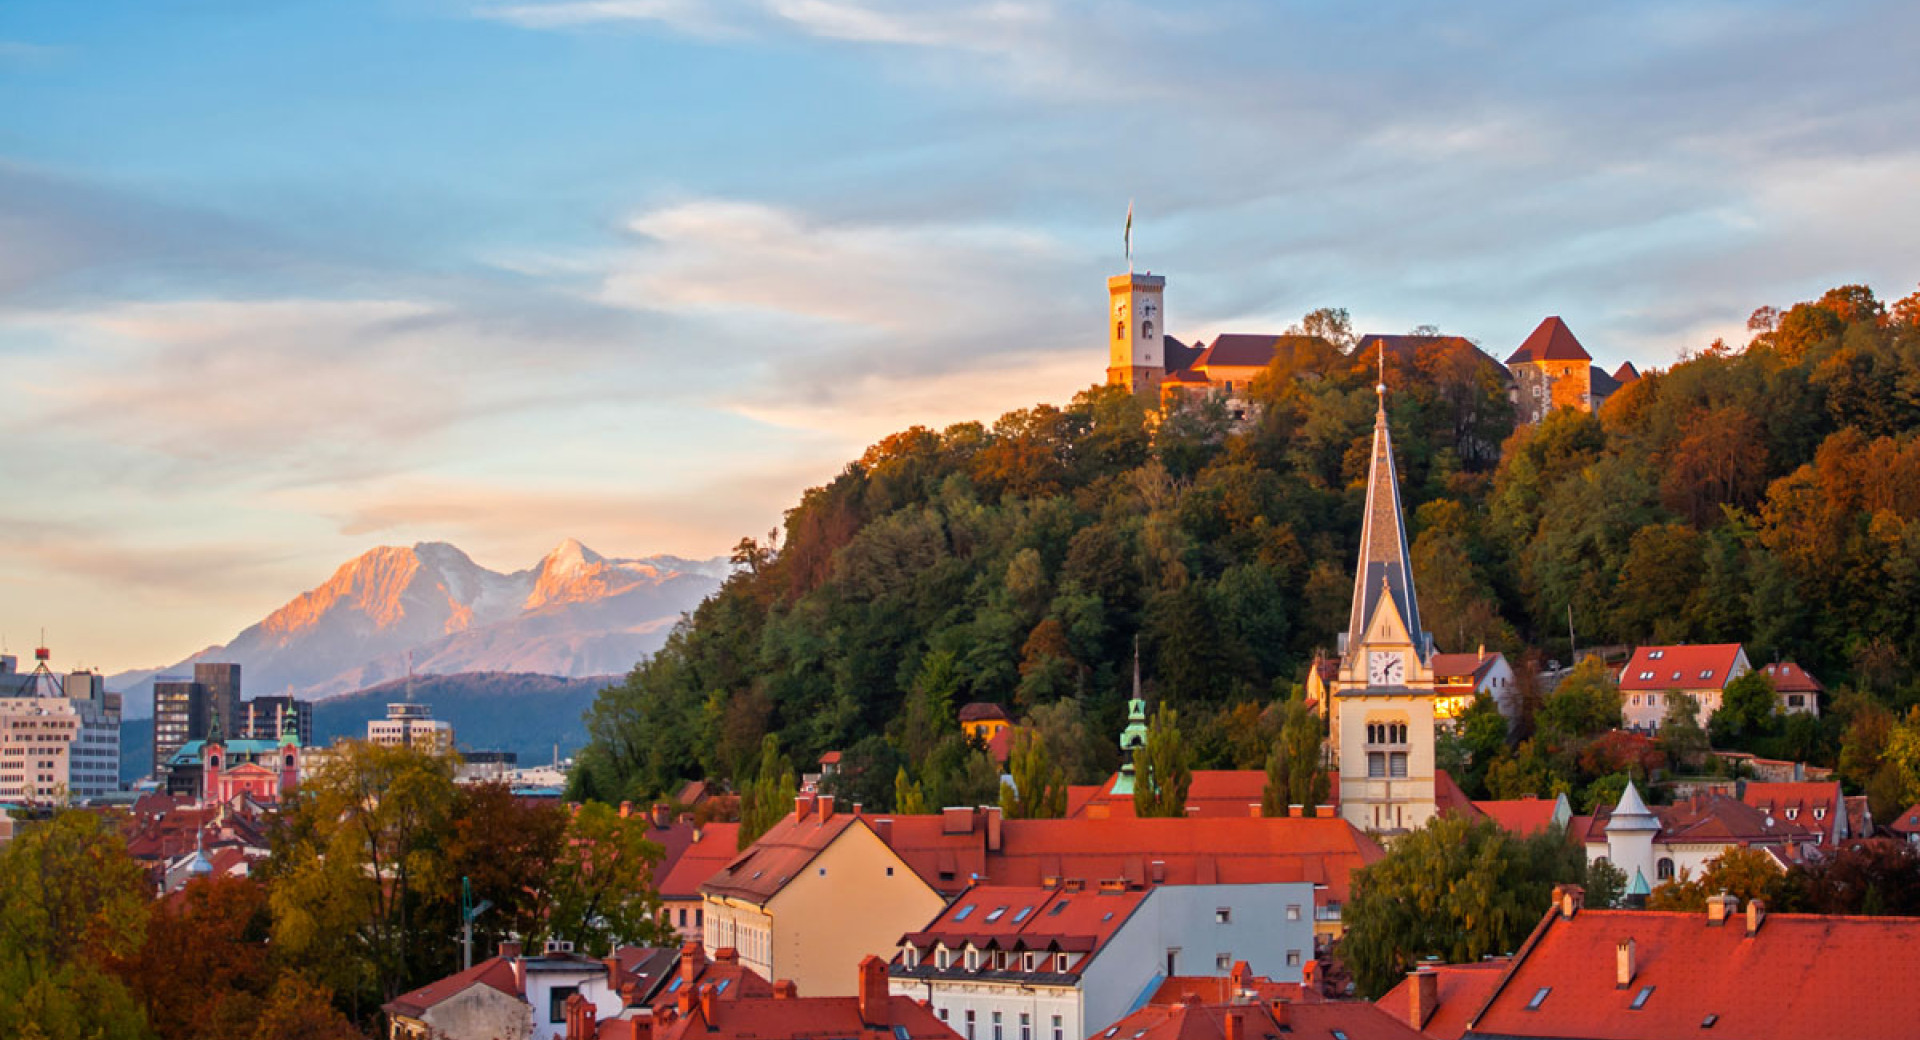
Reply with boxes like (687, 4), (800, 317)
(571, 283), (1920, 809)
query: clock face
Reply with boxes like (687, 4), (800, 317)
(1140, 299), (1158, 319)
(1368, 651), (1404, 686)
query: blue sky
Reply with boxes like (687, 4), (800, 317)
(3, 0), (1917, 671)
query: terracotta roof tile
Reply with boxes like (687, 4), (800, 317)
(1471, 797), (1561, 837)
(384, 955), (523, 1018)
(1757, 661), (1823, 694)
(1618, 643), (1746, 691)
(1891, 804), (1920, 836)
(1375, 960), (1508, 1040)
(701, 810), (862, 904)
(959, 702), (1011, 723)
(1506, 316), (1591, 365)
(1094, 995), (1424, 1040)
(658, 823), (743, 899)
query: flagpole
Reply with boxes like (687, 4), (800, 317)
(1125, 199), (1134, 275)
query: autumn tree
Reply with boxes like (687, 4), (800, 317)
(112, 875), (275, 1040)
(447, 781), (569, 950)
(545, 802), (674, 953)
(1261, 696), (1329, 814)
(1645, 846), (1781, 912)
(1133, 703), (1193, 818)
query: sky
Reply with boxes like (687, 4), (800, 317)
(2, 0), (1917, 672)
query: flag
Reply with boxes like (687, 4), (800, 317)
(1124, 200), (1133, 265)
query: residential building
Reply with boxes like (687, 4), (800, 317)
(701, 795), (949, 997)
(152, 662), (244, 783)
(959, 703), (1012, 744)
(1741, 780), (1848, 846)
(658, 819), (741, 943)
(368, 701), (455, 751)
(239, 694), (313, 745)
(1506, 317), (1634, 424)
(1423, 885), (1920, 1040)
(0, 689), (79, 804)
(1756, 660), (1823, 716)
(384, 940), (637, 1040)
(890, 880), (1317, 1040)
(1469, 794), (1571, 837)
(630, 957), (958, 1040)
(1428, 649), (1516, 722)
(1617, 644), (1752, 730)
(1095, 985), (1424, 1040)
(1377, 961), (1510, 1039)
(1577, 783), (1808, 899)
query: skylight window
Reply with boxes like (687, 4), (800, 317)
(1639, 671), (1654, 680)
(1702, 1014), (1719, 1028)
(1526, 987), (1551, 1011)
(1700, 669), (1714, 679)
(1650, 650), (1665, 659)
(1631, 986), (1654, 1010)
(954, 905), (976, 922)
(1048, 901), (1070, 916)
(715, 980), (730, 994)
(985, 906), (1008, 922)
(1102, 912), (1114, 922)
(1013, 906), (1034, 923)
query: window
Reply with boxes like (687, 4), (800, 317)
(1020, 1012), (1032, 1040)
(966, 1010), (977, 1040)
(1165, 949), (1179, 976)
(1650, 650), (1665, 659)
(940, 1009), (950, 1022)
(1700, 670), (1714, 680)
(1631, 986), (1655, 1010)
(1215, 908), (1231, 924)
(1390, 753), (1408, 778)
(1052, 1015), (1064, 1040)
(966, 948), (979, 971)
(819, 867), (827, 876)
(1286, 950), (1301, 967)
(1286, 904), (1301, 921)
(993, 1010), (1003, 1040)
(1216, 953), (1232, 971)
(937, 948), (951, 970)
(1013, 906), (1034, 923)
(1367, 752), (1386, 778)
(1815, 807), (1826, 820)
(1025, 952), (1037, 971)
(550, 986), (578, 1024)
(986, 906), (1008, 922)
(1048, 900), (1070, 916)
(1056, 953), (1070, 972)
(1525, 987), (1551, 1011)
(1702, 1014), (1719, 1028)
(1657, 858), (1675, 880)
(954, 905), (977, 921)
(696, 908), (703, 927)
(1786, 808), (1799, 820)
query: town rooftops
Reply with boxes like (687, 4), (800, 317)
(1613, 360), (1642, 383)
(1586, 790), (1811, 847)
(648, 944), (773, 1010)
(1506, 316), (1591, 365)
(1891, 804), (1920, 837)
(896, 883), (1149, 972)
(1429, 651), (1501, 685)
(383, 953), (524, 1019)
(958, 702), (1012, 724)
(1741, 781), (1843, 837)
(651, 957), (957, 1040)
(1469, 795), (1567, 837)
(1376, 960), (1509, 1040)
(1094, 992), (1425, 1040)
(657, 821), (744, 900)
(1462, 896), (1920, 1040)
(1618, 643), (1746, 691)
(701, 800), (863, 905)
(1191, 332), (1336, 371)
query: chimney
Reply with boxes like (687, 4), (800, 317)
(1315, 805), (1337, 819)
(1707, 893), (1738, 925)
(1230, 960), (1250, 993)
(698, 983), (717, 1023)
(857, 955), (889, 1025)
(500, 940), (523, 961)
(875, 818), (894, 844)
(513, 954), (526, 996)
(715, 947), (739, 964)
(1410, 968), (1438, 1029)
(985, 805), (1003, 851)
(1554, 884), (1584, 919)
(1224, 1010), (1244, 1040)
(794, 794), (813, 821)
(652, 803), (671, 828)
(1301, 959), (1319, 995)
(605, 956), (622, 987)
(620, 801), (633, 818)
(619, 981), (642, 1008)
(853, 802), (863, 816)
(773, 980), (798, 1000)
(1289, 804), (1305, 818)
(1746, 899), (1767, 936)
(818, 795), (835, 822)
(680, 941), (705, 984)
(1615, 939), (1635, 988)
(1249, 803), (1262, 818)
(1270, 1000), (1289, 1029)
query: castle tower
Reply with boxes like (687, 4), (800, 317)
(1107, 273), (1167, 395)
(1604, 781), (1661, 904)
(1507, 316), (1595, 424)
(1335, 347), (1441, 835)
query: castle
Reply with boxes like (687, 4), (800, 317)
(1104, 269), (1638, 422)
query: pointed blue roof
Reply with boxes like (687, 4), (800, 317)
(1346, 353), (1424, 659)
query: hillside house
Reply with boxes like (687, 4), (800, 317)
(1618, 644), (1751, 730)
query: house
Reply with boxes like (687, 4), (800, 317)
(1376, 961), (1510, 1039)
(1575, 783), (1807, 898)
(1741, 781), (1848, 846)
(1468, 794), (1571, 837)
(385, 940), (639, 1040)
(1756, 661), (1823, 716)
(650, 813), (740, 943)
(959, 703), (1013, 744)
(1889, 803), (1920, 845)
(1093, 987), (1425, 1040)
(700, 795), (949, 997)
(633, 957), (958, 1040)
(1617, 644), (1751, 730)
(1147, 960), (1312, 1006)
(1506, 317), (1633, 424)
(889, 880), (1317, 1040)
(1435, 885), (1920, 1040)
(1428, 649), (1516, 722)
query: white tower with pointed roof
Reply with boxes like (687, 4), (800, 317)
(1604, 781), (1661, 900)
(1335, 345), (1442, 834)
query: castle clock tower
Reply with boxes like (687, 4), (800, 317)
(1107, 273), (1167, 395)
(1333, 348), (1442, 835)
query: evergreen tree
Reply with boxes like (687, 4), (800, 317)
(1002, 730), (1068, 819)
(1133, 703), (1193, 818)
(738, 735), (797, 849)
(894, 767), (929, 814)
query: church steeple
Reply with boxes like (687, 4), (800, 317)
(1346, 343), (1426, 662)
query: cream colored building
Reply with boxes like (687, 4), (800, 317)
(701, 795), (946, 997)
(0, 694), (80, 805)
(367, 702), (454, 751)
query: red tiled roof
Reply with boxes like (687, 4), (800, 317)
(1429, 652), (1499, 685)
(1757, 661), (1823, 694)
(958, 702), (1011, 723)
(1587, 792), (1813, 847)
(1094, 995), (1424, 1040)
(701, 810), (862, 904)
(1466, 905), (1920, 1040)
(1613, 361), (1642, 383)
(1618, 643), (1745, 691)
(384, 955), (523, 1018)
(1889, 804), (1920, 836)
(868, 811), (992, 896)
(900, 884), (1148, 966)
(986, 726), (1017, 764)
(1375, 960), (1509, 1040)
(652, 972), (956, 1040)
(819, 751), (842, 765)
(1471, 797), (1561, 837)
(1148, 969), (1303, 1006)
(1066, 770), (1274, 819)
(658, 823), (744, 900)
(1506, 316), (1591, 365)
(647, 947), (773, 1010)
(1433, 771), (1483, 821)
(1193, 333), (1333, 371)
(1742, 782), (1842, 839)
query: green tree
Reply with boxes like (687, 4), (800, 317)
(1133, 703), (1193, 818)
(1657, 692), (1712, 773)
(1340, 815), (1584, 998)
(0, 812), (151, 1040)
(1710, 671), (1780, 748)
(1001, 730), (1068, 819)
(893, 767), (929, 814)
(268, 740), (460, 1011)
(544, 802), (675, 953)
(1262, 696), (1329, 814)
(1535, 657), (1624, 748)
(1585, 858), (1628, 910)
(899, 650), (962, 763)
(738, 735), (798, 849)
(1646, 846), (1781, 911)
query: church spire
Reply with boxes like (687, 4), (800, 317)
(1346, 342), (1425, 660)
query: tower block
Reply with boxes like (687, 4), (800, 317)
(1107, 273), (1166, 395)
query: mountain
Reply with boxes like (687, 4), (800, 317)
(118, 670), (618, 783)
(113, 539), (728, 714)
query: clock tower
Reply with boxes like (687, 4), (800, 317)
(1333, 347), (1442, 835)
(1107, 272), (1167, 395)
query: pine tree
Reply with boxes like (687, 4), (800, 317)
(894, 767), (929, 814)
(1132, 704), (1192, 818)
(1001, 729), (1068, 819)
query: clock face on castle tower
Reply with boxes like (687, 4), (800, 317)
(1368, 650), (1404, 686)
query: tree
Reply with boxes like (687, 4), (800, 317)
(268, 740), (460, 1011)
(893, 767), (929, 814)
(1340, 815), (1584, 998)
(112, 875), (274, 1040)
(1262, 696), (1329, 814)
(1586, 858), (1628, 909)
(248, 974), (363, 1040)
(0, 812), (151, 1040)
(1645, 846), (1781, 912)
(1001, 730), (1068, 819)
(1535, 658), (1623, 748)
(545, 802), (674, 953)
(1133, 703), (1193, 818)
(1772, 839), (1920, 916)
(738, 735), (798, 849)
(1657, 692), (1711, 773)
(899, 650), (962, 763)
(1710, 671), (1780, 748)
(447, 781), (569, 951)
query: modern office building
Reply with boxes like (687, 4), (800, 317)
(153, 662), (245, 783)
(240, 694), (313, 746)
(368, 702), (454, 751)
(62, 670), (121, 799)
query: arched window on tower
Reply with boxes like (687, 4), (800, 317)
(1657, 858), (1675, 880)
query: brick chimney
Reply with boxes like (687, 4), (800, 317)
(1315, 805), (1337, 819)
(1248, 803), (1262, 818)
(699, 983), (717, 1024)
(1270, 1000), (1289, 1029)
(619, 801), (633, 818)
(680, 941), (705, 985)
(875, 818), (893, 844)
(500, 940), (523, 960)
(773, 980), (798, 1000)
(1230, 960), (1250, 994)
(1616, 939), (1635, 988)
(794, 794), (813, 821)
(818, 795), (835, 822)
(1554, 884), (1584, 919)
(1746, 899), (1767, 936)
(1410, 968), (1438, 1029)
(1224, 1009), (1244, 1040)
(858, 955), (889, 1025)
(1707, 893), (1739, 925)
(1300, 959), (1319, 996)
(985, 805), (1003, 851)
(652, 803), (671, 828)
(1289, 804), (1304, 818)
(715, 947), (739, 965)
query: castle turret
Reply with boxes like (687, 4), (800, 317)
(1604, 782), (1661, 904)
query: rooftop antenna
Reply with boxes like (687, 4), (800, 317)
(406, 650), (415, 704)
(1124, 199), (1134, 275)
